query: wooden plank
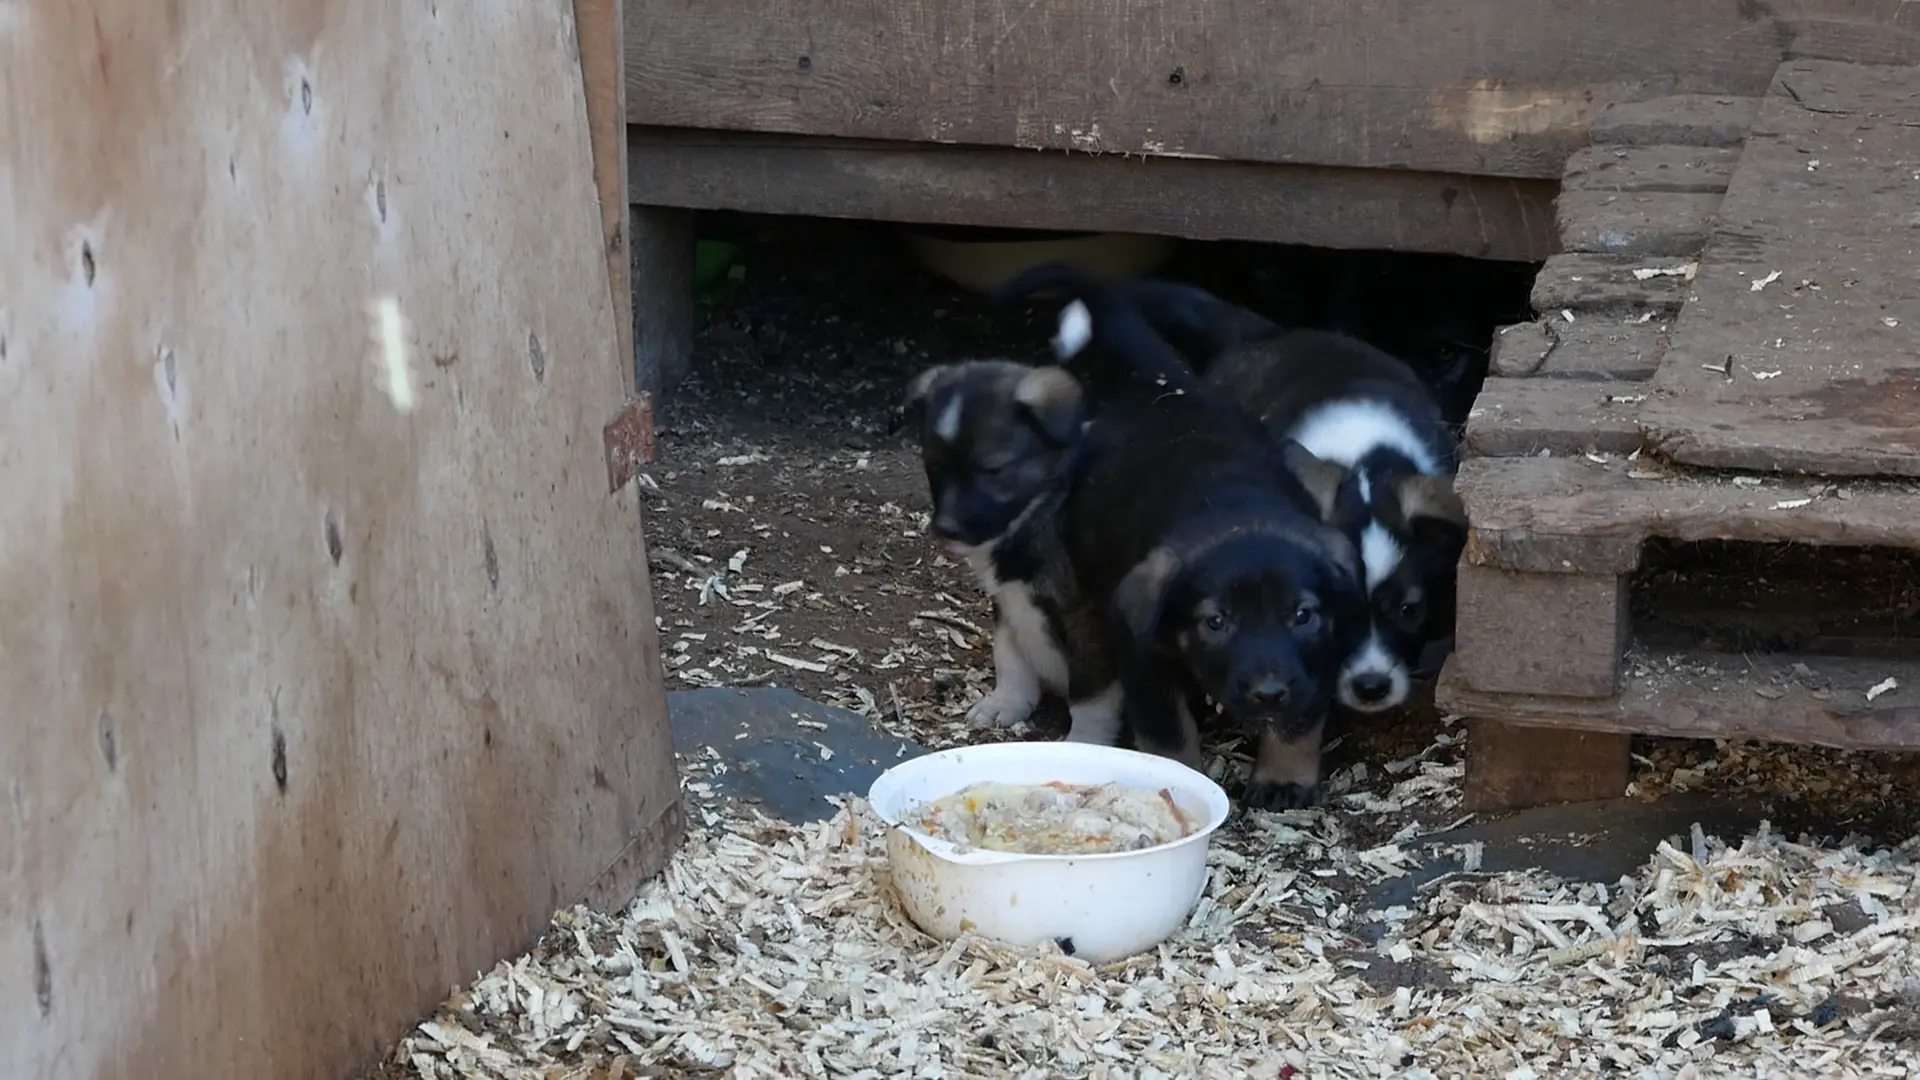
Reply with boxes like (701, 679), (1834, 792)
(1644, 60), (1920, 477)
(1460, 722), (1632, 812)
(626, 128), (1559, 262)
(1457, 456), (1920, 575)
(1462, 378), (1647, 458)
(1561, 145), (1740, 195)
(1556, 144), (1738, 258)
(1440, 648), (1920, 750)
(1531, 253), (1696, 316)
(1535, 319), (1671, 381)
(1588, 94), (1762, 148)
(621, 0), (1920, 180)
(631, 205), (696, 393)
(1453, 565), (1629, 698)
(1489, 322), (1555, 377)
(577, 0), (637, 395)
(0, 4), (681, 1078)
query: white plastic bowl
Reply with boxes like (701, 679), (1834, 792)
(866, 740), (1232, 965)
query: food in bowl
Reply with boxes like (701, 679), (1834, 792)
(908, 779), (1198, 856)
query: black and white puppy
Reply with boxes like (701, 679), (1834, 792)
(1181, 326), (1468, 715)
(996, 265), (1367, 809)
(891, 360), (1127, 745)
(1068, 276), (1470, 714)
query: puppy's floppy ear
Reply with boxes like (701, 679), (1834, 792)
(1013, 365), (1086, 444)
(1396, 473), (1470, 553)
(889, 366), (943, 437)
(1279, 439), (1347, 522)
(1113, 546), (1182, 646)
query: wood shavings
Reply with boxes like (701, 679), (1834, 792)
(1751, 269), (1783, 292)
(1866, 677), (1899, 702)
(379, 749), (1920, 1079)
(1632, 262), (1698, 281)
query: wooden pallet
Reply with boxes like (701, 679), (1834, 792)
(1440, 63), (1920, 811)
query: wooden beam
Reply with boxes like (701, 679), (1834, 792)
(1462, 721), (1632, 812)
(622, 0), (1920, 180)
(628, 128), (1559, 262)
(576, 0), (637, 394)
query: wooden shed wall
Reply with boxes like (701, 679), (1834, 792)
(624, 0), (1920, 180)
(0, 2), (680, 1077)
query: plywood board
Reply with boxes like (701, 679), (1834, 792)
(627, 129), (1558, 261)
(622, 0), (1920, 180)
(1644, 60), (1920, 476)
(0, 2), (681, 1078)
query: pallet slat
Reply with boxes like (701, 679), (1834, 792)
(1439, 648), (1920, 750)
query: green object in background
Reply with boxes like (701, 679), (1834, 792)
(693, 239), (746, 330)
(695, 240), (742, 289)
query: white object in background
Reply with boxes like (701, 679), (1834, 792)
(866, 740), (1232, 965)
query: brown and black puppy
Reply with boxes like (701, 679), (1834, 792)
(1089, 278), (1471, 717)
(891, 360), (1127, 745)
(996, 266), (1368, 809)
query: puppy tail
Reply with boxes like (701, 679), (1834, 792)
(993, 262), (1200, 392)
(1104, 280), (1280, 374)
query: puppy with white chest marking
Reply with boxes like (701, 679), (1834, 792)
(995, 265), (1368, 810)
(890, 360), (1127, 746)
(1113, 295), (1470, 716)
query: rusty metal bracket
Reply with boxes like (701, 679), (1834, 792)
(602, 392), (655, 494)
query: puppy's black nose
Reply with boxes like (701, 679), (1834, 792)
(1245, 679), (1291, 708)
(1350, 673), (1393, 702)
(931, 514), (963, 540)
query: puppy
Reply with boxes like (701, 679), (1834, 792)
(891, 360), (1127, 745)
(995, 265), (1367, 809)
(1183, 325), (1468, 715)
(1065, 275), (1471, 715)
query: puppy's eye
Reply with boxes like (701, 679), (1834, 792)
(1202, 612), (1227, 633)
(1291, 603), (1320, 629)
(1399, 599), (1426, 621)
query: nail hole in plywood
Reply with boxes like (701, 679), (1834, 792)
(270, 727), (288, 794)
(323, 511), (343, 565)
(80, 242), (95, 287)
(375, 177), (387, 223)
(481, 522), (500, 592)
(526, 330), (546, 383)
(299, 77), (312, 115)
(32, 921), (51, 1018)
(97, 709), (117, 773)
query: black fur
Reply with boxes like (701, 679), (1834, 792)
(996, 265), (1368, 809)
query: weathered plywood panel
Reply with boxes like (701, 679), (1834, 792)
(622, 0), (1920, 179)
(627, 129), (1559, 261)
(0, 2), (681, 1078)
(1644, 60), (1920, 477)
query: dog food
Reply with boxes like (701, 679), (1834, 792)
(909, 780), (1196, 855)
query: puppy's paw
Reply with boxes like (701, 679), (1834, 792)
(1241, 778), (1322, 811)
(965, 687), (1040, 729)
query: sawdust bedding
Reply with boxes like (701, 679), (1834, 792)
(382, 728), (1920, 1080)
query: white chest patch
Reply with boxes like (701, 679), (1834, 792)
(963, 545), (1001, 594)
(933, 393), (965, 443)
(997, 581), (1070, 691)
(1359, 521), (1404, 590)
(1289, 398), (1437, 474)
